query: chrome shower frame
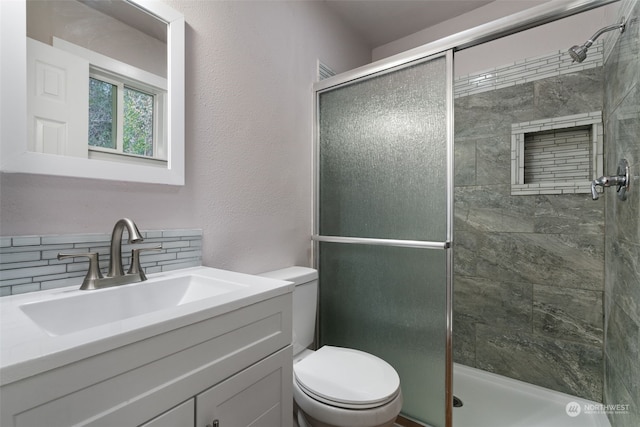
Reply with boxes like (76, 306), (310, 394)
(311, 1), (620, 426)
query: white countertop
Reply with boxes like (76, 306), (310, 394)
(0, 266), (293, 385)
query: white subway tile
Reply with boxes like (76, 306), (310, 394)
(11, 283), (41, 295)
(12, 236), (41, 246)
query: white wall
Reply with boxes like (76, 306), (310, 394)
(0, 0), (371, 273)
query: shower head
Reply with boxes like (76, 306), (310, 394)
(568, 44), (589, 63)
(568, 20), (626, 63)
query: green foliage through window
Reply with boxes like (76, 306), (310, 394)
(88, 77), (155, 158)
(88, 78), (116, 149)
(124, 87), (154, 157)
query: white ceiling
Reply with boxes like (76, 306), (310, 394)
(324, 0), (496, 47)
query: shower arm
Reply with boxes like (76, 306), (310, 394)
(583, 22), (626, 48)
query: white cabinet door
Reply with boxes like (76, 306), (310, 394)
(196, 346), (292, 427)
(139, 399), (194, 427)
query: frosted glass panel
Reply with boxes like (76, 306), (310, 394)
(316, 53), (451, 426)
(319, 57), (447, 241)
(319, 242), (447, 426)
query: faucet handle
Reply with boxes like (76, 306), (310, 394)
(591, 159), (631, 201)
(57, 252), (104, 290)
(127, 245), (162, 280)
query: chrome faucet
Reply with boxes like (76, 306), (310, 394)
(58, 218), (161, 290)
(107, 218), (144, 278)
(591, 159), (630, 201)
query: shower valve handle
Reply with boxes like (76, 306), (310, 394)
(591, 159), (630, 201)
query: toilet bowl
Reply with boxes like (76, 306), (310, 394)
(259, 267), (403, 427)
(293, 346), (402, 427)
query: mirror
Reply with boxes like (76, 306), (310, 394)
(0, 0), (185, 185)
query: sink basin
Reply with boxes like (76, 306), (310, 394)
(19, 273), (248, 336)
(1, 266), (293, 387)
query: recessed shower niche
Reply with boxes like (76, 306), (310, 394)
(511, 112), (604, 195)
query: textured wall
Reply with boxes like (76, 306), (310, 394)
(453, 66), (606, 401)
(603, 0), (640, 424)
(0, 1), (371, 275)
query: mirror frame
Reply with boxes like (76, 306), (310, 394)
(0, 0), (185, 185)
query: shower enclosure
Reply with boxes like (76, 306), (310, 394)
(312, 1), (632, 426)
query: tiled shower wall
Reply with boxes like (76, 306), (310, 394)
(453, 54), (606, 399)
(603, 0), (640, 424)
(0, 229), (202, 296)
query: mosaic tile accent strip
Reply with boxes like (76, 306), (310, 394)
(0, 229), (202, 296)
(511, 112), (603, 195)
(455, 41), (604, 98)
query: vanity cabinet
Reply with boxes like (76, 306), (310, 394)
(195, 345), (291, 427)
(139, 346), (291, 427)
(0, 293), (293, 427)
(140, 400), (195, 427)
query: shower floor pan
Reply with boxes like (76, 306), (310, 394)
(453, 363), (611, 427)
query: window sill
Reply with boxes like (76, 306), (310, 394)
(88, 148), (167, 168)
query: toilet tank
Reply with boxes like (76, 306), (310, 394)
(259, 267), (318, 355)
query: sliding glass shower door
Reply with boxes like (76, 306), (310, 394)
(314, 51), (453, 427)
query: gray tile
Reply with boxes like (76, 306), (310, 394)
(607, 240), (640, 326)
(604, 15), (639, 116)
(454, 139), (476, 186)
(454, 185), (536, 233)
(454, 83), (535, 140)
(602, 0), (640, 419)
(605, 300), (640, 403)
(532, 67), (604, 118)
(453, 313), (476, 366)
(534, 193), (605, 235)
(452, 231), (477, 277)
(476, 136), (511, 186)
(455, 276), (532, 332)
(475, 233), (604, 291)
(533, 285), (603, 346)
(604, 352), (640, 427)
(476, 325), (603, 401)
(607, 87), (640, 244)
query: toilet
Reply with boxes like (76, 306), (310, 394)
(260, 266), (403, 427)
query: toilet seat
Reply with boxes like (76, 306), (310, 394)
(294, 346), (400, 409)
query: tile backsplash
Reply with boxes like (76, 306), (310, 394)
(0, 229), (202, 296)
(455, 41), (603, 98)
